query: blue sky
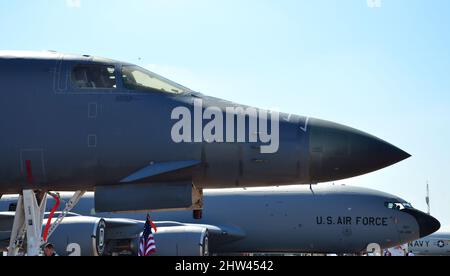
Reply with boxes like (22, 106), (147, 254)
(1, 0), (449, 228)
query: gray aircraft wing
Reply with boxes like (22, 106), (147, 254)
(103, 219), (246, 254)
(155, 222), (246, 246)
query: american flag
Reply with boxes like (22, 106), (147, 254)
(138, 214), (157, 256)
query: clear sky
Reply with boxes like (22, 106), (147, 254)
(1, 0), (449, 228)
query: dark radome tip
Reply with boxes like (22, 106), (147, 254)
(372, 139), (411, 168)
(404, 209), (441, 238)
(397, 149), (412, 163)
(419, 214), (441, 239)
(308, 118), (411, 183)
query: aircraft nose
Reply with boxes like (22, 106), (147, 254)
(404, 209), (441, 238)
(308, 118), (411, 183)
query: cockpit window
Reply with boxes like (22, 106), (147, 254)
(402, 203), (413, 209)
(385, 202), (413, 210)
(72, 65), (117, 89)
(121, 65), (187, 94)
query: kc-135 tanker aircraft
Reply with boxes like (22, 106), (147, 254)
(0, 51), (410, 256)
(0, 185), (440, 256)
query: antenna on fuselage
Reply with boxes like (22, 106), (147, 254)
(426, 181), (431, 215)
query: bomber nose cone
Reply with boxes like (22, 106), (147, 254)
(308, 118), (411, 183)
(404, 209), (441, 238)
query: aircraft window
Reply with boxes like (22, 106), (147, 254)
(385, 202), (413, 210)
(122, 65), (186, 94)
(403, 203), (413, 209)
(72, 65), (117, 89)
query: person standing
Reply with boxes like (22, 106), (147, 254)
(43, 243), (58, 257)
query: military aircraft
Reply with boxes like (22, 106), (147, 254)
(407, 232), (450, 256)
(0, 185), (439, 256)
(0, 51), (410, 255)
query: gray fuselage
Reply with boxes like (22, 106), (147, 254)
(0, 185), (439, 254)
(0, 51), (410, 194)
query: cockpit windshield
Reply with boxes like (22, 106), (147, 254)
(385, 202), (414, 211)
(121, 65), (188, 94)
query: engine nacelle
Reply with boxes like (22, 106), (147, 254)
(44, 218), (208, 256)
(46, 216), (106, 256)
(127, 225), (209, 256)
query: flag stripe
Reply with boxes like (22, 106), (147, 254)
(138, 214), (157, 256)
